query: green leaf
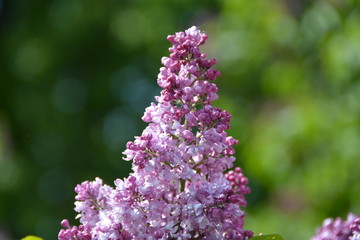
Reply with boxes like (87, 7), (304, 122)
(21, 236), (44, 240)
(250, 234), (285, 240)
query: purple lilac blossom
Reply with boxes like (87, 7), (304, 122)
(59, 26), (252, 240)
(312, 213), (360, 240)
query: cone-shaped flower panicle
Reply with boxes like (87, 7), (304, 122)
(59, 26), (252, 240)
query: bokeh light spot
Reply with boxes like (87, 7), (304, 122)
(48, 0), (83, 31)
(103, 108), (137, 150)
(11, 39), (50, 81)
(110, 9), (147, 48)
(110, 66), (159, 115)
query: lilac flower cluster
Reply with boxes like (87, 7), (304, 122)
(225, 167), (250, 208)
(59, 26), (252, 240)
(312, 213), (360, 240)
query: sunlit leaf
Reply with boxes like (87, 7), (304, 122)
(21, 236), (44, 240)
(251, 234), (285, 240)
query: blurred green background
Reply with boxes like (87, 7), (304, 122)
(1, 0), (359, 239)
